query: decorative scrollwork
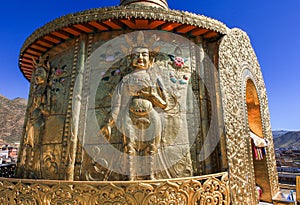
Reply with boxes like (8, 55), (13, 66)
(20, 5), (228, 56)
(218, 28), (279, 204)
(191, 177), (229, 205)
(89, 184), (137, 205)
(0, 172), (229, 205)
(143, 181), (189, 205)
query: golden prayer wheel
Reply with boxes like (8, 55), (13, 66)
(1, 0), (281, 204)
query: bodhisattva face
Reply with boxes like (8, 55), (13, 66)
(131, 47), (151, 69)
(34, 67), (47, 85)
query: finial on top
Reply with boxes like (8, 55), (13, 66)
(120, 0), (168, 9)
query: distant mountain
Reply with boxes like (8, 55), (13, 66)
(273, 131), (300, 150)
(272, 130), (289, 139)
(0, 95), (27, 142)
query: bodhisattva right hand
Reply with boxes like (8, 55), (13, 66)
(100, 118), (114, 141)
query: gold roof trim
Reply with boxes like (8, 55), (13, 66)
(20, 5), (228, 55)
(19, 5), (229, 80)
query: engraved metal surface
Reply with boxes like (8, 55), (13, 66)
(0, 172), (229, 205)
(218, 28), (279, 204)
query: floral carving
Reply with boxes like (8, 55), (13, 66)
(0, 172), (229, 205)
(192, 177), (229, 205)
(89, 184), (137, 205)
(143, 181), (189, 204)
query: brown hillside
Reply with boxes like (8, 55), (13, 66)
(0, 95), (27, 142)
(273, 131), (300, 150)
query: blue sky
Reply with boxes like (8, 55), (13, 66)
(0, 0), (299, 130)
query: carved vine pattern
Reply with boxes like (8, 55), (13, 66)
(0, 172), (229, 205)
(218, 28), (279, 204)
(60, 37), (80, 179)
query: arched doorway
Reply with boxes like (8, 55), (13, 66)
(246, 79), (272, 202)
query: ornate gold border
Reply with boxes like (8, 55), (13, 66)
(20, 5), (228, 55)
(218, 28), (279, 204)
(0, 172), (229, 204)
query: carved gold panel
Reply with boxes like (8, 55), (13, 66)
(0, 172), (229, 205)
(43, 116), (65, 144)
(218, 28), (279, 204)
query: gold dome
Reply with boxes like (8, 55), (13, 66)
(120, 0), (168, 9)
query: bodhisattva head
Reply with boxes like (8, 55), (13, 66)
(34, 67), (47, 85)
(131, 47), (153, 69)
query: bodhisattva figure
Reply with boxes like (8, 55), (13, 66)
(100, 31), (194, 180)
(22, 57), (50, 178)
(101, 32), (168, 180)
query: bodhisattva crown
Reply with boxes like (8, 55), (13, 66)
(121, 31), (160, 55)
(32, 56), (50, 71)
